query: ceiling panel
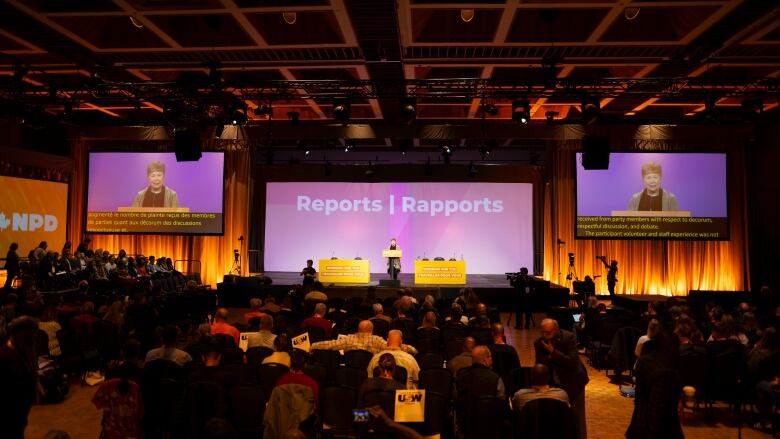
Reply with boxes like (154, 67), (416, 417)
(147, 13), (255, 47)
(506, 8), (609, 43)
(600, 6), (720, 42)
(50, 16), (170, 49)
(247, 11), (345, 46)
(412, 9), (503, 43)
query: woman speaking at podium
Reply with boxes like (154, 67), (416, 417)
(387, 238), (401, 280)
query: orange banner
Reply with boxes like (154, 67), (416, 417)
(0, 176), (68, 256)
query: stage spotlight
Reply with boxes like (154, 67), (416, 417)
(344, 138), (356, 152)
(483, 102), (498, 116)
(283, 12), (297, 24)
(479, 143), (492, 159)
(296, 139), (310, 155)
(441, 144), (453, 164)
(399, 97), (417, 123)
(545, 110), (559, 124)
(254, 104), (271, 117)
(333, 98), (351, 125)
(214, 123), (224, 139)
(460, 9), (475, 23)
(287, 111), (300, 125)
(581, 96), (600, 125)
(231, 101), (248, 125)
(512, 99), (531, 124)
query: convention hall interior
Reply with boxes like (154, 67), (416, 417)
(1, 0), (780, 438)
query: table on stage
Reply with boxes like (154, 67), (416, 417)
(318, 259), (370, 284)
(414, 260), (467, 285)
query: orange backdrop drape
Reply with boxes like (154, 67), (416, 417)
(67, 140), (250, 287)
(542, 126), (749, 296)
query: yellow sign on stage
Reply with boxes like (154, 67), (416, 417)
(318, 259), (370, 284)
(414, 260), (467, 285)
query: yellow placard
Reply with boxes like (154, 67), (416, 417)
(414, 260), (467, 285)
(394, 389), (425, 422)
(318, 259), (370, 284)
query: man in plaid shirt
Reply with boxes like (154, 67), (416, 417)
(310, 320), (417, 355)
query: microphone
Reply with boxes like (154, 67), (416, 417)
(557, 238), (565, 245)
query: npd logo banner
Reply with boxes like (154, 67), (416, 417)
(0, 176), (68, 255)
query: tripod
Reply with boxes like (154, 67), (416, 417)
(230, 235), (244, 276)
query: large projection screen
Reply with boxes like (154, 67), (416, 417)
(86, 152), (225, 235)
(264, 182), (534, 274)
(0, 175), (68, 255)
(575, 152), (728, 240)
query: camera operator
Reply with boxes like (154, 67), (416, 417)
(509, 267), (533, 330)
(597, 256), (618, 299)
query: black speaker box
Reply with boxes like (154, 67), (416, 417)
(581, 135), (610, 170)
(379, 279), (401, 288)
(174, 128), (202, 162)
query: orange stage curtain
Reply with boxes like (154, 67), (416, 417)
(68, 141), (250, 287)
(542, 127), (749, 296)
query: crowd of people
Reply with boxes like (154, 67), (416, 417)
(2, 243), (779, 438)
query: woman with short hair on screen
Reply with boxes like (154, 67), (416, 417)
(131, 160), (180, 208)
(627, 162), (679, 211)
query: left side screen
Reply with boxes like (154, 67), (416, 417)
(86, 152), (225, 235)
(0, 176), (68, 253)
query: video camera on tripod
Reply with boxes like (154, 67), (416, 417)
(506, 267), (531, 287)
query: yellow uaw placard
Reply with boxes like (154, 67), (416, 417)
(414, 260), (467, 285)
(318, 259), (370, 284)
(394, 389), (425, 422)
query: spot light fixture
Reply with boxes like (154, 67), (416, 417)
(512, 99), (531, 124)
(581, 96), (600, 124)
(333, 98), (351, 125)
(283, 12), (297, 25)
(460, 9), (475, 23)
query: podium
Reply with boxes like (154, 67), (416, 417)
(381, 249), (402, 287)
(382, 250), (403, 258)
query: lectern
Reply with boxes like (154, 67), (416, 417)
(381, 249), (402, 287)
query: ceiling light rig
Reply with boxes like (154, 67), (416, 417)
(283, 12), (297, 25)
(512, 99), (531, 124)
(460, 9), (475, 23)
(581, 96), (600, 124)
(333, 98), (351, 126)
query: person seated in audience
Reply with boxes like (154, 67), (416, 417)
(304, 281), (328, 303)
(468, 303), (489, 326)
(358, 353), (405, 406)
(635, 319), (661, 357)
(301, 303), (333, 338)
(754, 345), (780, 431)
(76, 238), (91, 255)
(511, 363), (569, 412)
(17, 286), (44, 318)
(38, 306), (62, 357)
(210, 307), (240, 346)
(456, 345), (506, 432)
(445, 303), (469, 326)
(72, 301), (99, 333)
(247, 315), (276, 350)
(91, 377), (143, 439)
(33, 241), (48, 262)
(367, 330), (420, 389)
(263, 334), (291, 368)
(188, 343), (234, 388)
(674, 317), (704, 353)
(126, 257), (138, 278)
(280, 295), (294, 313)
(275, 350), (319, 408)
(418, 310), (439, 331)
(394, 295), (415, 320)
(106, 339), (144, 384)
(489, 323), (520, 365)
(748, 327), (780, 379)
(145, 324), (192, 366)
(417, 295), (439, 321)
(741, 312), (761, 346)
(370, 303), (392, 324)
(260, 294), (281, 314)
(135, 256), (149, 277)
(310, 320), (417, 355)
(448, 337), (476, 376)
(244, 298), (267, 324)
(185, 323), (214, 363)
(0, 316), (39, 439)
(155, 257), (168, 274)
(147, 256), (160, 274)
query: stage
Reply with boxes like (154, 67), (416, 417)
(218, 271), (571, 309)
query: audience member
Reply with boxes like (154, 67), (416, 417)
(38, 306), (62, 357)
(511, 363), (569, 412)
(367, 330), (420, 388)
(275, 350), (319, 407)
(448, 336), (476, 376)
(535, 318), (589, 439)
(260, 295), (282, 314)
(263, 334), (292, 368)
(210, 308), (240, 346)
(145, 324), (192, 366)
(301, 303), (333, 338)
(311, 320), (400, 354)
(91, 378), (143, 439)
(247, 314), (276, 349)
(0, 316), (39, 439)
(371, 303), (392, 323)
(358, 353), (405, 405)
(244, 298), (267, 324)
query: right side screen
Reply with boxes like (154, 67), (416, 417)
(575, 152), (728, 240)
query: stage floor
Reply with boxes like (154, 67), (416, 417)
(261, 271), (513, 289)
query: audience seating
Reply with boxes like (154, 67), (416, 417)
(228, 384), (266, 437)
(416, 352), (444, 370)
(344, 349), (373, 370)
(335, 367), (368, 391)
(256, 363), (290, 398)
(516, 398), (577, 439)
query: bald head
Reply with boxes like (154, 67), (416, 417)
(215, 307), (229, 322)
(531, 363), (550, 387)
(540, 318), (559, 341)
(358, 320), (374, 334)
(387, 329), (403, 348)
(462, 336), (476, 353)
(472, 345), (492, 367)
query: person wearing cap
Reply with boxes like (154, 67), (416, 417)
(627, 162), (679, 211)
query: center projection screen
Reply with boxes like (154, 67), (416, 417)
(264, 182), (534, 274)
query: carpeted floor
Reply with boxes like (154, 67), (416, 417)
(25, 311), (772, 439)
